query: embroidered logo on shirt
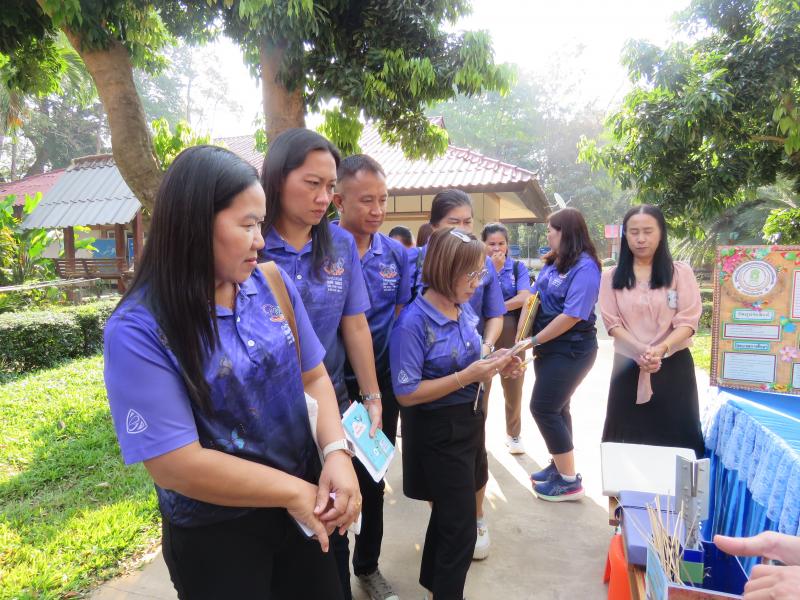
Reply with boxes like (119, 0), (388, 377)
(323, 257), (346, 293)
(262, 303), (286, 323)
(126, 409), (148, 434)
(379, 262), (398, 279)
(379, 262), (399, 293)
(398, 369), (410, 384)
(323, 257), (346, 277)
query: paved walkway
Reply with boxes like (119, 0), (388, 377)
(92, 330), (708, 599)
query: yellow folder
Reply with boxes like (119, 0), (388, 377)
(516, 291), (540, 342)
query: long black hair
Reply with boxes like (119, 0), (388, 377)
(612, 204), (674, 290)
(122, 145), (259, 413)
(261, 128), (341, 276)
(544, 207), (601, 273)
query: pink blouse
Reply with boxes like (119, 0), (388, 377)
(599, 261), (701, 403)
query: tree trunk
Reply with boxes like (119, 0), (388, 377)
(61, 29), (162, 213)
(259, 40), (305, 144)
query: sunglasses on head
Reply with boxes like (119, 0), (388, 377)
(449, 230), (471, 242)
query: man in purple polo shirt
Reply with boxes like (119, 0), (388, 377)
(333, 154), (411, 600)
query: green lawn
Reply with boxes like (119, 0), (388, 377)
(0, 355), (160, 600)
(691, 329), (712, 373)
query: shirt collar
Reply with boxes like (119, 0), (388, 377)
(415, 295), (454, 327)
(240, 273), (259, 296)
(264, 226), (311, 255)
(502, 256), (514, 272)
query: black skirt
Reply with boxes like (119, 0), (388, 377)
(601, 348), (705, 458)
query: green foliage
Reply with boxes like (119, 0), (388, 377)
(0, 299), (118, 372)
(0, 311), (83, 372)
(218, 0), (511, 159)
(763, 206), (800, 243)
(690, 330), (712, 372)
(431, 70), (634, 249)
(0, 193), (95, 286)
(66, 299), (119, 355)
(699, 300), (714, 330)
(579, 0), (800, 233)
(0, 193), (55, 285)
(0, 355), (159, 598)
(151, 117), (211, 169)
(318, 107), (364, 157)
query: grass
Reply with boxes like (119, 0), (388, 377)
(691, 329), (712, 373)
(0, 355), (160, 600)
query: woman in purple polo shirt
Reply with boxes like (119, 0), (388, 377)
(482, 222), (531, 455)
(411, 189), (506, 559)
(390, 228), (515, 599)
(103, 146), (359, 598)
(526, 207), (601, 502)
(258, 129), (381, 600)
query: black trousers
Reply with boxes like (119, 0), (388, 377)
(407, 402), (487, 600)
(161, 508), (343, 599)
(333, 370), (400, 599)
(530, 345), (597, 454)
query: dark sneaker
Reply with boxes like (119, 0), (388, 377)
(533, 473), (585, 502)
(529, 460), (558, 483)
(357, 569), (399, 600)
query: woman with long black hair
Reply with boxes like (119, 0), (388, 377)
(258, 128), (382, 600)
(527, 207), (601, 502)
(599, 204), (704, 457)
(104, 145), (359, 598)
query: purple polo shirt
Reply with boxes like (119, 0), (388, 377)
(532, 252), (600, 350)
(260, 223), (370, 407)
(390, 296), (482, 410)
(345, 230), (411, 373)
(413, 244), (506, 329)
(497, 257), (530, 301)
(103, 266), (325, 527)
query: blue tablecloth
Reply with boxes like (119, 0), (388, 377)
(702, 387), (800, 573)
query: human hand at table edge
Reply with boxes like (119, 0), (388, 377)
(715, 532), (800, 599)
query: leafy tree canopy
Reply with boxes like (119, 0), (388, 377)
(217, 0), (513, 158)
(579, 0), (800, 237)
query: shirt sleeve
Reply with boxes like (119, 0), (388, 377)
(514, 260), (530, 294)
(281, 268), (326, 372)
(389, 320), (425, 396)
(103, 315), (199, 465)
(672, 262), (702, 331)
(396, 245), (412, 306)
(598, 268), (622, 333)
(343, 236), (371, 316)
(562, 260), (601, 321)
(482, 258), (507, 319)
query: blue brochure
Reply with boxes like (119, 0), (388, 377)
(341, 401), (395, 482)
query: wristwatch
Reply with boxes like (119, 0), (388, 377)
(322, 438), (355, 460)
(360, 392), (382, 403)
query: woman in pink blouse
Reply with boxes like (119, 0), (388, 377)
(598, 204), (705, 457)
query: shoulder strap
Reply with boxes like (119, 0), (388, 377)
(258, 262), (301, 364)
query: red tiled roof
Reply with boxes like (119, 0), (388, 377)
(216, 120), (540, 194)
(0, 169), (66, 206)
(359, 123), (537, 194)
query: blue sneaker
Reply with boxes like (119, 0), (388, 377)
(533, 473), (585, 502)
(529, 460), (558, 483)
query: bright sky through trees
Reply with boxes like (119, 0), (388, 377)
(205, 0), (691, 137)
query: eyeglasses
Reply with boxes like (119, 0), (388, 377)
(466, 268), (489, 282)
(449, 230), (471, 242)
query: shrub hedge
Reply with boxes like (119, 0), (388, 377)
(0, 299), (119, 373)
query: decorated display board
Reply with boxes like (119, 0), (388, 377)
(711, 245), (800, 395)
